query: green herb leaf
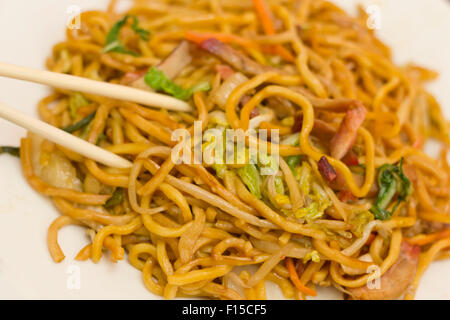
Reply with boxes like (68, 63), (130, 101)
(237, 164), (262, 199)
(104, 188), (124, 208)
(103, 15), (150, 56)
(144, 67), (210, 101)
(370, 158), (413, 220)
(63, 112), (96, 133)
(0, 146), (20, 158)
(69, 93), (89, 119)
(130, 16), (150, 41)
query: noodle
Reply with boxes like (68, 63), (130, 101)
(13, 0), (449, 300)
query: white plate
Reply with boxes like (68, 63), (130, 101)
(0, 0), (449, 300)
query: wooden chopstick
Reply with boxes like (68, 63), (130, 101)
(0, 61), (192, 112)
(0, 101), (133, 169)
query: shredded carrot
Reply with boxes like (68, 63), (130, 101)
(285, 257), (317, 297)
(406, 229), (450, 246)
(185, 31), (256, 48)
(252, 0), (295, 62)
(252, 0), (276, 34)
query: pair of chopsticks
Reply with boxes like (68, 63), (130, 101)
(0, 62), (192, 168)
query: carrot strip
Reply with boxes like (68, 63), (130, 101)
(286, 257), (317, 296)
(252, 0), (295, 62)
(406, 229), (450, 246)
(252, 0), (276, 34)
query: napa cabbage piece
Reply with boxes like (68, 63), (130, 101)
(248, 106), (275, 129)
(295, 161), (312, 194)
(370, 158), (412, 220)
(288, 190), (330, 221)
(285, 155), (302, 172)
(69, 93), (89, 119)
(280, 132), (300, 146)
(257, 152), (279, 176)
(262, 175), (289, 209)
(237, 164), (262, 199)
(29, 133), (82, 191)
(349, 211), (374, 237)
(303, 250), (320, 263)
(144, 67), (210, 100)
(212, 163), (228, 179)
(285, 161), (331, 222)
(208, 111), (229, 128)
(211, 72), (248, 108)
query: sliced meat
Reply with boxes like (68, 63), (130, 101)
(337, 190), (358, 203)
(291, 86), (361, 112)
(196, 38), (296, 115)
(211, 72), (248, 109)
(199, 38), (277, 76)
(131, 40), (192, 90)
(120, 68), (148, 86)
(348, 241), (420, 300)
(293, 115), (336, 139)
(318, 156), (337, 182)
(215, 64), (235, 80)
(330, 103), (367, 160)
(249, 107), (259, 119)
(341, 149), (359, 166)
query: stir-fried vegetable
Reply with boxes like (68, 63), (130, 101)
(370, 158), (413, 220)
(212, 163), (227, 179)
(317, 156), (337, 182)
(144, 67), (210, 101)
(296, 162), (311, 194)
(69, 93), (89, 119)
(0, 146), (20, 157)
(277, 161), (332, 221)
(104, 188), (124, 208)
(262, 175), (289, 208)
(289, 183), (330, 221)
(208, 111), (229, 128)
(251, 0), (295, 62)
(303, 250), (320, 263)
(406, 229), (450, 246)
(103, 15), (150, 56)
(63, 112), (96, 133)
(285, 257), (317, 296)
(237, 164), (262, 199)
(349, 211), (374, 237)
(285, 155), (302, 172)
(280, 132), (300, 146)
